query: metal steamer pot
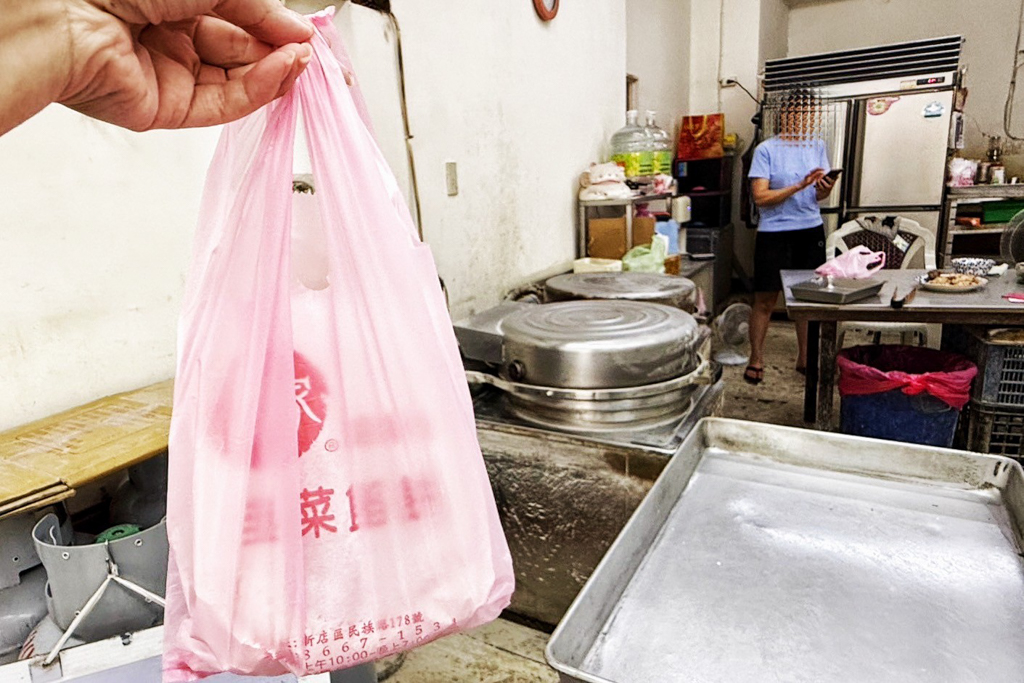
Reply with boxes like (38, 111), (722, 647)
(544, 272), (698, 312)
(467, 300), (714, 432)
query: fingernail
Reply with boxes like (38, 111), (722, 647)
(298, 44), (313, 65)
(282, 9), (315, 33)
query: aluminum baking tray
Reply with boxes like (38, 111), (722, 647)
(547, 418), (1024, 683)
(790, 277), (884, 304)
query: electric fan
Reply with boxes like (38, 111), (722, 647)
(712, 303), (752, 366)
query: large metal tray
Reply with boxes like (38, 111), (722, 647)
(547, 418), (1024, 683)
(790, 277), (884, 304)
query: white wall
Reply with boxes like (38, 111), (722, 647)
(687, 0), (723, 113)
(0, 2), (626, 430)
(720, 0), (767, 278)
(684, 0), (771, 277)
(789, 0), (1023, 172)
(395, 0), (626, 317)
(627, 0), (692, 137)
(0, 111), (219, 431)
(759, 0), (789, 64)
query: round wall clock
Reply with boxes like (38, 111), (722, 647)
(534, 0), (559, 21)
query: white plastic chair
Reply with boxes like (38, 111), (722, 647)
(826, 217), (937, 348)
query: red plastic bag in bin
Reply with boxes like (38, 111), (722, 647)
(162, 10), (513, 680)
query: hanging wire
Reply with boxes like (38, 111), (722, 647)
(1003, 0), (1024, 140)
(732, 80), (760, 105)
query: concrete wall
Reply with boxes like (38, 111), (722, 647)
(0, 1), (626, 430)
(626, 0), (691, 137)
(788, 0), (1023, 172)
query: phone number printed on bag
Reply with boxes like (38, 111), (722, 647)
(296, 615), (457, 674)
(300, 477), (441, 539)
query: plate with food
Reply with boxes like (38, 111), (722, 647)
(917, 270), (988, 293)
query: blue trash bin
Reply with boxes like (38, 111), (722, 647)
(838, 345), (976, 448)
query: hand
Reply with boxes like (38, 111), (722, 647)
(815, 174), (836, 194)
(56, 0), (315, 131)
(798, 168), (826, 190)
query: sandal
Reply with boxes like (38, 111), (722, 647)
(743, 365), (764, 385)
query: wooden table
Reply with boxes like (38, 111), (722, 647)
(782, 270), (1024, 430)
(0, 381), (172, 520)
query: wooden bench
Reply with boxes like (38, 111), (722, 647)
(0, 381), (173, 520)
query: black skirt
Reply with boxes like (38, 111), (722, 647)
(753, 224), (825, 293)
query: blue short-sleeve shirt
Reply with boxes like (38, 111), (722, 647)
(748, 137), (830, 232)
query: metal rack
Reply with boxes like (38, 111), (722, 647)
(576, 192), (673, 258)
(940, 185), (1024, 266)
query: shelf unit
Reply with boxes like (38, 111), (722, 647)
(674, 155), (734, 228)
(940, 185), (1024, 266)
(576, 192), (673, 258)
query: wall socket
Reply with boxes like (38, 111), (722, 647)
(719, 77), (738, 88)
(445, 161), (459, 196)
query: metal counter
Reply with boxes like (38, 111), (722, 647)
(477, 383), (724, 625)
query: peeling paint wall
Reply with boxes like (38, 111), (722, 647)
(0, 3), (626, 429)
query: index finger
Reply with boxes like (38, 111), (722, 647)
(214, 0), (313, 46)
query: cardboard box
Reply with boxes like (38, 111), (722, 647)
(633, 216), (656, 247)
(588, 217), (628, 259)
(588, 216), (659, 259)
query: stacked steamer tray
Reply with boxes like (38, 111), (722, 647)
(946, 326), (1024, 460)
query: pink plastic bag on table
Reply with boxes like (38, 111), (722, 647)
(162, 10), (514, 680)
(815, 245), (886, 279)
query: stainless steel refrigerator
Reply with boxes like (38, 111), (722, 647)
(762, 36), (963, 253)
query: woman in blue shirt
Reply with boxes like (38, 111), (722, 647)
(745, 92), (836, 385)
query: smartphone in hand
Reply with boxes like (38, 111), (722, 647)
(825, 168), (843, 181)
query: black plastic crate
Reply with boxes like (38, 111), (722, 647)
(961, 400), (1024, 459)
(943, 326), (1024, 408)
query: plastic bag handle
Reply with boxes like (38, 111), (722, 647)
(294, 13), (421, 244)
(866, 250), (886, 273)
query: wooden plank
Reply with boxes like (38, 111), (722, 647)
(0, 380), (173, 518)
(0, 485), (71, 518)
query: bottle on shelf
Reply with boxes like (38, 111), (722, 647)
(610, 110), (648, 179)
(643, 111), (673, 176)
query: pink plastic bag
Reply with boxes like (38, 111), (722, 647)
(815, 245), (886, 279)
(162, 10), (513, 680)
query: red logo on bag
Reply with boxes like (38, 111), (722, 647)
(295, 352), (327, 456)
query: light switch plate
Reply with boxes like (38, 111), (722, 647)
(445, 162), (458, 196)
